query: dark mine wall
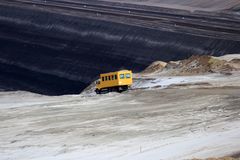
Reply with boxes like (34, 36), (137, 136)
(0, 5), (240, 95)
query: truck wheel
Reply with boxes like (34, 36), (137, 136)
(117, 86), (128, 93)
(95, 89), (101, 94)
(117, 87), (122, 93)
(123, 86), (128, 91)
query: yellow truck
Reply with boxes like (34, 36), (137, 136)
(95, 70), (133, 94)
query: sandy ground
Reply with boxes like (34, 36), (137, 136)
(0, 73), (240, 160)
(132, 73), (240, 90)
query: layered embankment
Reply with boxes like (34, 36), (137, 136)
(0, 0), (240, 95)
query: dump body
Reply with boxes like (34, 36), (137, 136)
(96, 70), (132, 93)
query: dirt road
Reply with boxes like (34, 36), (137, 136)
(0, 85), (240, 159)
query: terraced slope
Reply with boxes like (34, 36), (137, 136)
(0, 0), (240, 95)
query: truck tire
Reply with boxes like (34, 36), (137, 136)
(95, 89), (101, 94)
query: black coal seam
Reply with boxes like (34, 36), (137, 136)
(0, 3), (240, 95)
(0, 62), (86, 95)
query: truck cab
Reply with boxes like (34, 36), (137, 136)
(95, 70), (132, 94)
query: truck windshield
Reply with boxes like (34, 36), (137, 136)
(126, 73), (131, 78)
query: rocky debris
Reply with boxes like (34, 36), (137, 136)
(228, 59), (240, 70)
(141, 61), (167, 74)
(81, 80), (97, 96)
(172, 55), (213, 75)
(165, 60), (180, 70)
(141, 54), (240, 76)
